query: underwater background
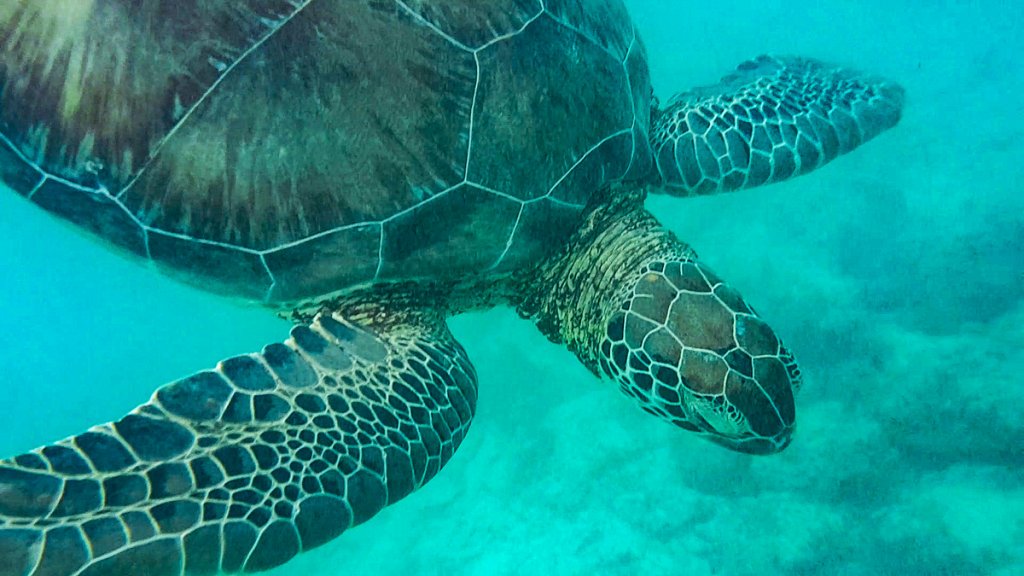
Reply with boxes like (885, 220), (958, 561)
(1, 1), (1021, 574)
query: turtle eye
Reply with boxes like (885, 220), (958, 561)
(597, 259), (799, 455)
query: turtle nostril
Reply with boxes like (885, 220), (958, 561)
(776, 427), (794, 447)
(777, 433), (793, 450)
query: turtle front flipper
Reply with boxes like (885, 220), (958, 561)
(0, 312), (476, 575)
(651, 55), (904, 195)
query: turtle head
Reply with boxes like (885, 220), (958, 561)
(521, 199), (799, 455)
(597, 259), (800, 455)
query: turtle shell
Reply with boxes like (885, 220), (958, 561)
(0, 0), (652, 302)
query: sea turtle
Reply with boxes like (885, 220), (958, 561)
(0, 1), (903, 574)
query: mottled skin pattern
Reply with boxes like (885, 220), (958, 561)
(602, 258), (802, 454)
(519, 187), (799, 454)
(651, 55), (904, 195)
(0, 0), (905, 574)
(0, 313), (475, 574)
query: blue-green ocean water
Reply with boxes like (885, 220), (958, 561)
(1, 1), (1022, 574)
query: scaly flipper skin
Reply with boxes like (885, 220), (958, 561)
(0, 312), (477, 575)
(651, 55), (904, 195)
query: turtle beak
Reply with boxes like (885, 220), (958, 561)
(701, 420), (795, 455)
(680, 369), (797, 455)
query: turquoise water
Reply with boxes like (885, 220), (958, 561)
(2, 1), (1022, 574)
